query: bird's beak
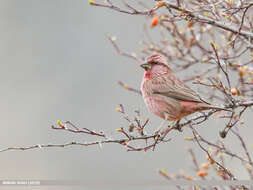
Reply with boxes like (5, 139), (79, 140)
(140, 63), (152, 71)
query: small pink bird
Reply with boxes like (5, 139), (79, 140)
(140, 54), (227, 126)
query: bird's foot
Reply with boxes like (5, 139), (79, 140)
(173, 120), (183, 132)
(173, 125), (183, 132)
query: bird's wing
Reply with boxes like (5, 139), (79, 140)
(150, 73), (207, 103)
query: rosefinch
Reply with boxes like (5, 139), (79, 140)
(140, 54), (228, 125)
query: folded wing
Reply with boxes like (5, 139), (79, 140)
(150, 73), (208, 104)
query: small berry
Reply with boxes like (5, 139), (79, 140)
(206, 156), (214, 165)
(201, 163), (209, 170)
(238, 66), (247, 78)
(197, 170), (208, 177)
(230, 88), (239, 95)
(151, 16), (159, 27)
(156, 1), (166, 7)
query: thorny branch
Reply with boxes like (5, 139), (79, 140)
(90, 0), (253, 40)
(91, 0), (253, 186)
(192, 129), (235, 180)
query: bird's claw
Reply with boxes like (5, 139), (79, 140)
(174, 125), (183, 132)
(173, 121), (183, 132)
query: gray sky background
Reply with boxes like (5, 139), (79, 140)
(0, 1), (252, 190)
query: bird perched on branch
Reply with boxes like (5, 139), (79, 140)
(140, 54), (229, 130)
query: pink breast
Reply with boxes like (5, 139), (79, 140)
(144, 96), (176, 120)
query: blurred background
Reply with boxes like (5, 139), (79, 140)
(0, 0), (252, 190)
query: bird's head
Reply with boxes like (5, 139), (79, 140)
(140, 54), (171, 78)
